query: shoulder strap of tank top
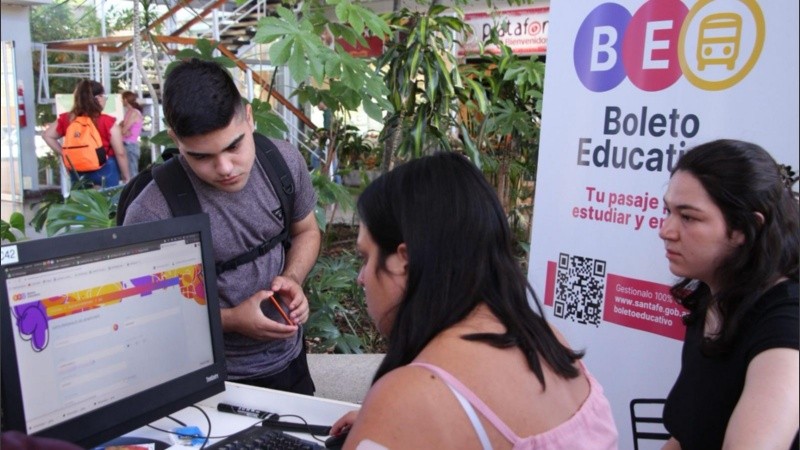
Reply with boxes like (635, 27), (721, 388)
(409, 362), (520, 446)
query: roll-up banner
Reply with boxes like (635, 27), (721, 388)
(527, 1), (798, 448)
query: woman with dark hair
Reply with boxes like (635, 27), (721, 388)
(330, 152), (617, 449)
(659, 139), (799, 450)
(43, 79), (130, 187)
(120, 90), (144, 177)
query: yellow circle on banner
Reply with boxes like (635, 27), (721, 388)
(679, 0), (765, 91)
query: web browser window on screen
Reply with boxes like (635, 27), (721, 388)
(4, 235), (214, 434)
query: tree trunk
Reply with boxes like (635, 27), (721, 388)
(498, 156), (509, 213)
(146, 34), (165, 90)
(381, 113), (404, 173)
(321, 115), (338, 180)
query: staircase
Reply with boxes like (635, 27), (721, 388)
(38, 0), (318, 160)
(38, 0), (308, 117)
(204, 0), (285, 55)
(219, 15), (259, 54)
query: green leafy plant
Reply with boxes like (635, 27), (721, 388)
(255, 3), (391, 122)
(166, 38), (236, 75)
(305, 251), (382, 353)
(34, 187), (123, 237)
(311, 169), (356, 232)
(255, 1), (392, 180)
(29, 190), (66, 234)
(335, 125), (379, 171)
(250, 98), (289, 138)
(377, 3), (475, 167)
(29, 178), (112, 236)
(459, 31), (545, 241)
(1, 212), (27, 243)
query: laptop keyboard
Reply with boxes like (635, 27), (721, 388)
(205, 426), (324, 449)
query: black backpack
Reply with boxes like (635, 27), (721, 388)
(116, 133), (295, 276)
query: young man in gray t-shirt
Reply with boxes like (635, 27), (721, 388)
(123, 58), (320, 394)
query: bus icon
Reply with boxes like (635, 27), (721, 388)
(697, 13), (742, 70)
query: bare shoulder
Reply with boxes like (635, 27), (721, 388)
(344, 365), (458, 449)
(357, 365), (442, 417)
(547, 321), (572, 347)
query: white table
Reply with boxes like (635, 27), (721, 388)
(122, 381), (361, 448)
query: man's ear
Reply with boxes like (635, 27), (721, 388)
(245, 103), (254, 129)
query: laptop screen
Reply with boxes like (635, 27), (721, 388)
(1, 215), (226, 447)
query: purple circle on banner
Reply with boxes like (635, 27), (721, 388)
(574, 3), (632, 92)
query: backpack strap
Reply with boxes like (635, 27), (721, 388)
(254, 133), (295, 233)
(121, 136), (295, 276)
(117, 149), (198, 221)
(152, 156), (202, 217)
(116, 168), (153, 225)
(214, 133), (296, 276)
(116, 148), (180, 226)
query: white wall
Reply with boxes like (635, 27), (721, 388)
(1, 3), (39, 192)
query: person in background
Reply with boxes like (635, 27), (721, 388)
(331, 152), (618, 449)
(120, 90), (144, 178)
(659, 139), (799, 450)
(43, 79), (130, 186)
(123, 59), (320, 395)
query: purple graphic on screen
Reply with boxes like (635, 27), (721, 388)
(12, 302), (49, 352)
(131, 275), (156, 296)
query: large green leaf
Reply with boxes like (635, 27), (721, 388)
(459, 123), (481, 168)
(253, 111), (288, 139)
(44, 188), (121, 236)
(305, 250), (369, 354)
(0, 220), (15, 243)
(9, 212), (25, 233)
(195, 38), (215, 57)
(288, 41), (310, 82)
(329, 22), (360, 47)
(464, 78), (488, 115)
(1, 212), (26, 242)
(254, 10), (299, 44)
(362, 98), (384, 123)
(314, 205), (328, 232)
(149, 130), (174, 147)
(428, 4), (448, 17)
(269, 37), (293, 65)
(432, 51), (455, 96)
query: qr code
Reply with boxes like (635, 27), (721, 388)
(553, 253), (607, 326)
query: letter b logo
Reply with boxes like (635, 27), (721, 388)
(574, 0), (764, 92)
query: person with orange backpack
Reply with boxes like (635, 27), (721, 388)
(43, 80), (130, 187)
